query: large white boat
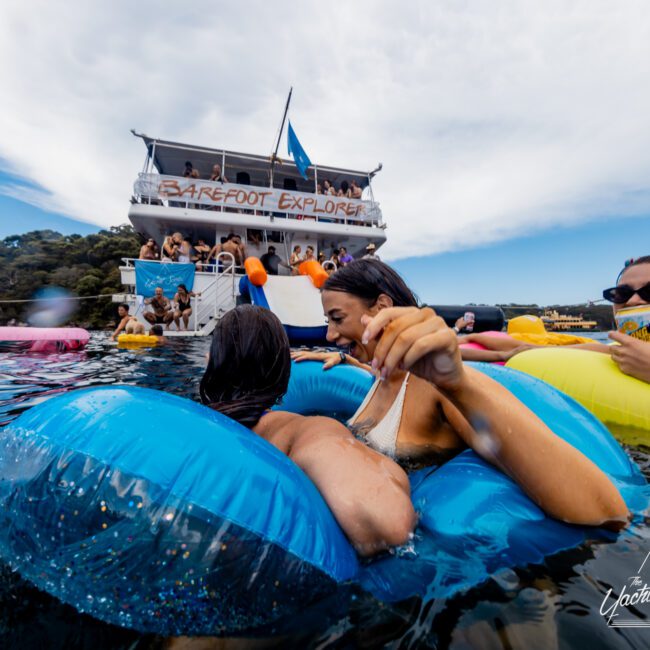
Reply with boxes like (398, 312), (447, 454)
(119, 130), (386, 337)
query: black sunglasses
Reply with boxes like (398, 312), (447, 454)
(602, 282), (650, 304)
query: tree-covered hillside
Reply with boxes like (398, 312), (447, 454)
(0, 226), (140, 328)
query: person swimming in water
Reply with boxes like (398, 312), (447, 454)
(291, 259), (627, 528)
(199, 304), (416, 556)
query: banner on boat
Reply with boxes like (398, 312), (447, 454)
(135, 174), (372, 221)
(134, 260), (195, 299)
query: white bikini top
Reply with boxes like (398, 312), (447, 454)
(348, 373), (409, 457)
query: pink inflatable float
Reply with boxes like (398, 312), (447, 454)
(0, 327), (90, 352)
(459, 330), (509, 365)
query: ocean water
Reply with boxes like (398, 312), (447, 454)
(1, 331), (650, 649)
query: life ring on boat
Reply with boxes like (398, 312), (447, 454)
(0, 362), (645, 635)
(0, 326), (89, 352)
(507, 348), (650, 443)
(117, 333), (158, 347)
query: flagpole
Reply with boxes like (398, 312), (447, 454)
(270, 87), (293, 187)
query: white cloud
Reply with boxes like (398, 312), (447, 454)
(0, 1), (649, 259)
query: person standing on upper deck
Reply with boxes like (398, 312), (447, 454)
(210, 164), (228, 183)
(183, 161), (194, 178)
(350, 180), (363, 199)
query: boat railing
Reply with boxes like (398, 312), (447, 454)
(120, 257), (245, 277)
(132, 173), (384, 227)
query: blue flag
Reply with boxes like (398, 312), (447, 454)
(287, 121), (312, 180)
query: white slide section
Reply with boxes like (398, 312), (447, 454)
(262, 276), (327, 328)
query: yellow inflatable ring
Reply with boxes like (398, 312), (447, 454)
(506, 348), (650, 444)
(117, 334), (158, 347)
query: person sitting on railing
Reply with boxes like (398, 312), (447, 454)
(139, 237), (158, 261)
(161, 234), (179, 262)
(173, 283), (201, 331)
(290, 245), (303, 275)
(193, 239), (211, 271)
(210, 164), (228, 183)
(143, 287), (174, 329)
(350, 180), (363, 199)
(338, 246), (354, 266)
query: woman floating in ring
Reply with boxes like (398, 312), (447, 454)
(292, 259), (628, 528)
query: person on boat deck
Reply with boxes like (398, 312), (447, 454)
(316, 183), (323, 195)
(350, 179), (363, 199)
(176, 235), (192, 264)
(458, 256), (650, 383)
(182, 161), (194, 178)
(200, 304), (415, 556)
(208, 233), (246, 270)
(291, 259), (628, 528)
(173, 283), (201, 331)
(260, 246), (283, 275)
(139, 237), (158, 261)
(338, 246), (354, 266)
(323, 179), (336, 196)
(192, 239), (211, 271)
(143, 287), (174, 329)
(304, 245), (316, 263)
(209, 164), (228, 183)
(289, 245), (303, 275)
(338, 180), (351, 198)
(110, 303), (145, 340)
(161, 234), (179, 262)
(329, 248), (341, 270)
(363, 243), (380, 260)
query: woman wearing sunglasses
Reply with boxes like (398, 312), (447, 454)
(600, 256), (650, 383)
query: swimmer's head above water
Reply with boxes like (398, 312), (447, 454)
(322, 259), (418, 363)
(200, 305), (291, 427)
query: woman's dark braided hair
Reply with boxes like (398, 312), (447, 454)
(200, 305), (291, 428)
(323, 258), (419, 307)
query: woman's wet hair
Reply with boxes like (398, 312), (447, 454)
(200, 305), (291, 428)
(323, 259), (419, 308)
(619, 256), (650, 282)
(118, 303), (129, 313)
(177, 284), (188, 292)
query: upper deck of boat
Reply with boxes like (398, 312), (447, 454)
(129, 131), (386, 250)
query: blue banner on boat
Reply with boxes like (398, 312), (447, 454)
(287, 121), (312, 180)
(134, 261), (195, 298)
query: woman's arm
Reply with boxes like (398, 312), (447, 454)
(291, 350), (372, 372)
(110, 316), (129, 340)
(363, 307), (629, 528)
(258, 412), (415, 556)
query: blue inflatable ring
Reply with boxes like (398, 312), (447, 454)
(0, 361), (646, 635)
